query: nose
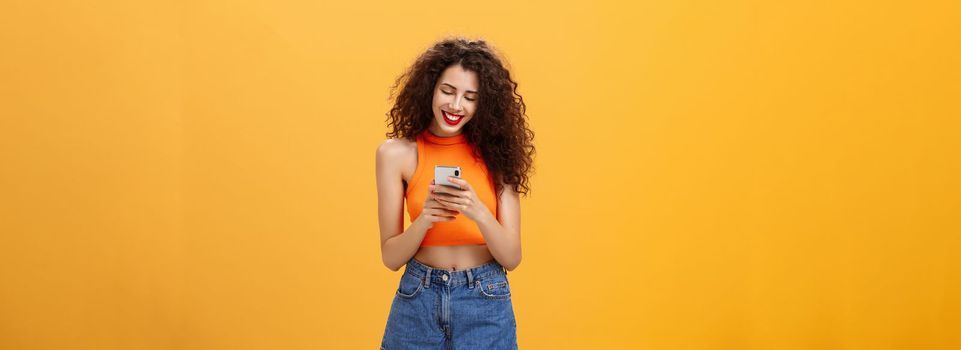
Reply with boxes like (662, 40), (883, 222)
(450, 96), (463, 111)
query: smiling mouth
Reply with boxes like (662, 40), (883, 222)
(442, 110), (464, 125)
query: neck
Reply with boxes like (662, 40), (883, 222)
(427, 125), (460, 138)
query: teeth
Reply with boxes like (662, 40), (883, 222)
(444, 111), (462, 121)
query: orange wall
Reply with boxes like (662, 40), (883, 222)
(1, 1), (959, 349)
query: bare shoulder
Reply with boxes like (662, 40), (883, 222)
(377, 137), (415, 160)
(376, 137), (417, 177)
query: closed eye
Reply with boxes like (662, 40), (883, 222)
(442, 90), (476, 101)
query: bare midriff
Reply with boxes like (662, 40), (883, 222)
(413, 244), (495, 271)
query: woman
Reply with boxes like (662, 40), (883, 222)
(375, 37), (535, 349)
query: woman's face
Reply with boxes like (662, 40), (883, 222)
(429, 63), (479, 136)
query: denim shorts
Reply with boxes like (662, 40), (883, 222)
(380, 257), (517, 349)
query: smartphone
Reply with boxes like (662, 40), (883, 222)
(434, 165), (462, 189)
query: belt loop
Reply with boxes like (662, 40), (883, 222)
(466, 269), (474, 288)
(423, 266), (432, 288)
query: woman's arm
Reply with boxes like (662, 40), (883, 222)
(432, 176), (523, 271)
(376, 140), (429, 271)
(474, 183), (522, 271)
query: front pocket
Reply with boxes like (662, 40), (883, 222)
(396, 273), (424, 299)
(477, 278), (511, 300)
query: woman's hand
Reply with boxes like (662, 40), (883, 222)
(416, 180), (460, 228)
(429, 176), (491, 223)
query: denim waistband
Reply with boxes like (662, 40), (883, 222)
(403, 257), (507, 288)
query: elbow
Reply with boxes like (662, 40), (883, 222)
(384, 260), (400, 272)
(382, 255), (402, 272)
(503, 255), (522, 272)
(380, 240), (401, 272)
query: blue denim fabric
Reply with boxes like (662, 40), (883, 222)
(380, 257), (517, 349)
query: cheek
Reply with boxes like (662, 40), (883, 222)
(432, 92), (446, 105)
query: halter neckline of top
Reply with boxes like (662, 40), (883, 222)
(422, 130), (466, 145)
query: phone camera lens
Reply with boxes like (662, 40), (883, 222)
(454, 170), (459, 176)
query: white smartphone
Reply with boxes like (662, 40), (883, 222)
(434, 165), (462, 189)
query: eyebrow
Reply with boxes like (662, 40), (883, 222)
(441, 83), (478, 94)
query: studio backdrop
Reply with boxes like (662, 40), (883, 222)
(1, 0), (959, 349)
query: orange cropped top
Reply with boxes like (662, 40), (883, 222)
(406, 129), (498, 246)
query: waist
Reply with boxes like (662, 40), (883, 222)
(414, 244), (493, 269)
(403, 257), (506, 287)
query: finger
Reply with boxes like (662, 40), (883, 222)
(431, 184), (453, 194)
(429, 209), (458, 218)
(431, 194), (457, 204)
(426, 196), (449, 206)
(426, 202), (460, 213)
(432, 199), (455, 210)
(433, 195), (466, 208)
(447, 176), (472, 191)
(429, 189), (458, 199)
(431, 192), (460, 202)
(436, 202), (462, 213)
(433, 185), (466, 197)
(429, 213), (456, 220)
(432, 206), (459, 214)
(429, 214), (456, 221)
(426, 193), (453, 205)
(438, 203), (464, 212)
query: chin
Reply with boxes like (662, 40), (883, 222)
(438, 125), (462, 133)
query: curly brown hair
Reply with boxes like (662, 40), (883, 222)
(384, 36), (536, 197)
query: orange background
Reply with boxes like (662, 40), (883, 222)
(1, 0), (959, 349)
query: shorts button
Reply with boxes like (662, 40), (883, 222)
(441, 274), (448, 281)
